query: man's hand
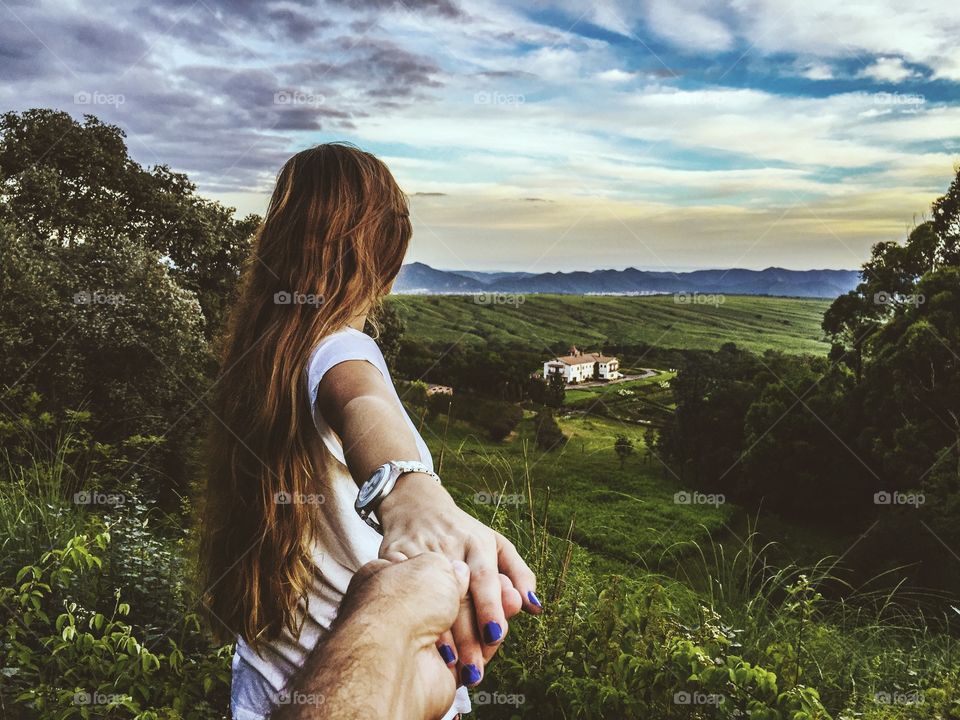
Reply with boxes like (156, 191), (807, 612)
(277, 553), (470, 720)
(340, 554), (471, 718)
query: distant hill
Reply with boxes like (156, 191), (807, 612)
(394, 262), (859, 299)
(389, 294), (833, 355)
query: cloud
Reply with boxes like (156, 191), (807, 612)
(595, 68), (635, 83)
(728, 0), (960, 81)
(644, 0), (735, 53)
(797, 61), (834, 81)
(326, 0), (465, 20)
(857, 57), (921, 83)
(2, 0), (959, 271)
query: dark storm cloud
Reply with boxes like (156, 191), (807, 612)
(0, 4), (150, 80)
(0, 0), (448, 192)
(329, 37), (444, 96)
(130, 5), (238, 50)
(477, 70), (537, 79)
(326, 0), (464, 20)
(266, 8), (333, 42)
(0, 21), (55, 80)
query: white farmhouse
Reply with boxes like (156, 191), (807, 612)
(543, 346), (621, 384)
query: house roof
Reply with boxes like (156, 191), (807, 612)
(551, 352), (617, 365)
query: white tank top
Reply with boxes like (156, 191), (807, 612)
(230, 327), (470, 719)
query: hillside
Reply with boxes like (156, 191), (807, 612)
(394, 262), (859, 298)
(389, 293), (832, 355)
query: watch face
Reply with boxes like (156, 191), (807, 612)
(359, 464), (390, 506)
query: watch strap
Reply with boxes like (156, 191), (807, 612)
(356, 460), (442, 534)
(392, 460), (441, 484)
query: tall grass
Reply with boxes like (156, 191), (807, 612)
(0, 428), (90, 575)
(453, 447), (959, 718)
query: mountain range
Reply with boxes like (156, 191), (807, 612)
(393, 262), (860, 299)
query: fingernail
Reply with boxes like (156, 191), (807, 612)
(438, 644), (456, 665)
(460, 664), (482, 686)
(527, 590), (542, 609)
(482, 621), (502, 644)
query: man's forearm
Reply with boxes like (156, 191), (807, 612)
(271, 555), (466, 720)
(274, 606), (407, 719)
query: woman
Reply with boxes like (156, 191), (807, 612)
(200, 144), (541, 720)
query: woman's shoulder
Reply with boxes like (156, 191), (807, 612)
(306, 327), (387, 389)
(312, 326), (380, 355)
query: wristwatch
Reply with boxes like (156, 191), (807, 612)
(355, 460), (441, 532)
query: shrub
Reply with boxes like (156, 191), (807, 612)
(534, 408), (567, 451)
(1, 527), (231, 719)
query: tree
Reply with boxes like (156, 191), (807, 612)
(614, 435), (633, 468)
(821, 291), (878, 383)
(932, 165), (960, 264)
(534, 407), (566, 451)
(0, 108), (260, 496)
(546, 371), (566, 408)
(0, 220), (209, 496)
(822, 168), (960, 386)
(0, 109), (260, 338)
(366, 299), (406, 368)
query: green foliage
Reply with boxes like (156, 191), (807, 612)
(1, 528), (230, 719)
(546, 372), (566, 408)
(534, 407), (567, 451)
(366, 299), (407, 368)
(614, 435), (633, 468)
(0, 109), (259, 338)
(425, 392), (523, 441)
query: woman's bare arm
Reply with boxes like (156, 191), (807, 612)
(314, 359), (539, 688)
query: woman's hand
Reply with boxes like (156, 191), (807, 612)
(377, 472), (542, 686)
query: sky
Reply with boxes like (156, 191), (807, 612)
(2, 0), (960, 272)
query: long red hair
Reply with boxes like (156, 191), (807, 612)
(200, 144), (411, 644)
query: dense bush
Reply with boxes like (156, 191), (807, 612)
(427, 392), (523, 442)
(1, 528), (231, 719)
(534, 407), (567, 451)
(0, 407), (231, 718)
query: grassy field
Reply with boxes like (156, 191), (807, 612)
(414, 408), (731, 573)
(390, 293), (832, 355)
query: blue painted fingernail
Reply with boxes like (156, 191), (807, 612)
(528, 591), (542, 608)
(438, 644), (456, 665)
(460, 664), (482, 686)
(482, 621), (502, 643)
